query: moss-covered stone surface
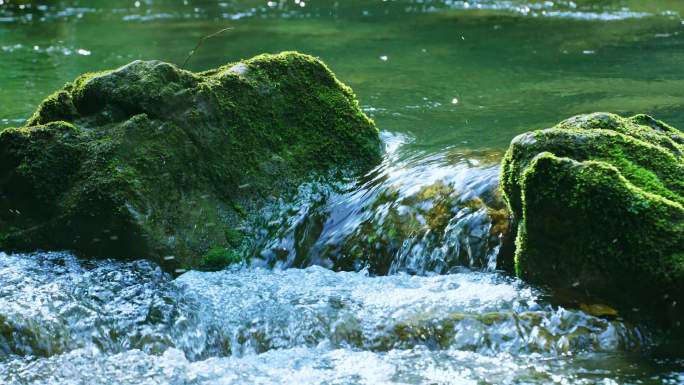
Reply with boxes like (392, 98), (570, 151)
(501, 112), (684, 327)
(0, 52), (381, 271)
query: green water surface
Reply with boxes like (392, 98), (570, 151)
(1, 0), (683, 152)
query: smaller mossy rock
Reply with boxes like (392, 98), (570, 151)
(0, 52), (381, 270)
(501, 113), (684, 328)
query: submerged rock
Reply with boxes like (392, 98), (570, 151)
(331, 181), (509, 275)
(0, 52), (381, 270)
(501, 112), (684, 327)
(246, 148), (509, 275)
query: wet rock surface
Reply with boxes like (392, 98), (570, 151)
(246, 142), (510, 275)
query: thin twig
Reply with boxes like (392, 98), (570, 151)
(181, 27), (233, 70)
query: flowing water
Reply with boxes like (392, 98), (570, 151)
(1, 1), (684, 384)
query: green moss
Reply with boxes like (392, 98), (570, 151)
(224, 228), (243, 247)
(0, 121), (86, 215)
(500, 112), (684, 328)
(502, 115), (683, 217)
(329, 178), (507, 274)
(232, 203), (248, 218)
(417, 181), (456, 233)
(26, 91), (78, 126)
(199, 246), (242, 271)
(0, 52), (381, 269)
(516, 152), (683, 285)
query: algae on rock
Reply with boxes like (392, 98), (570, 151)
(248, 148), (510, 276)
(0, 52), (381, 271)
(500, 112), (684, 327)
(329, 181), (508, 275)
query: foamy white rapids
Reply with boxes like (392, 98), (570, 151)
(2, 252), (680, 385)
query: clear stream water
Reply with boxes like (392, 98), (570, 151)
(1, 1), (684, 384)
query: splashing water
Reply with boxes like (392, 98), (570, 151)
(0, 135), (683, 384)
(247, 133), (508, 275)
(2, 251), (681, 385)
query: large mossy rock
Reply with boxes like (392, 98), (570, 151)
(501, 113), (684, 326)
(0, 52), (381, 270)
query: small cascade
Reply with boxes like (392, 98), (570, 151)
(246, 133), (508, 275)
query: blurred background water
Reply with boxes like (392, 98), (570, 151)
(1, 0), (684, 151)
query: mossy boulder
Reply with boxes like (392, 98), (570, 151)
(0, 52), (381, 271)
(501, 112), (684, 327)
